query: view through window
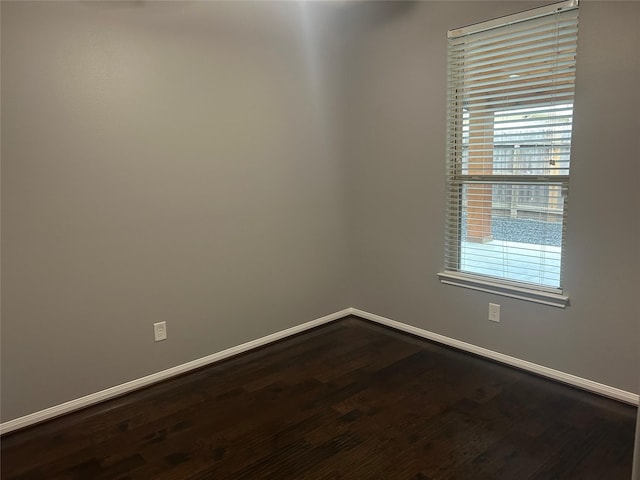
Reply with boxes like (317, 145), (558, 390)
(460, 104), (572, 287)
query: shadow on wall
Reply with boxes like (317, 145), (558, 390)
(76, 1), (418, 39)
(330, 1), (417, 30)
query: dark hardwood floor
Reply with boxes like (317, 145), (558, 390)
(1, 316), (637, 479)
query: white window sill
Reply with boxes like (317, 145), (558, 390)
(437, 271), (569, 308)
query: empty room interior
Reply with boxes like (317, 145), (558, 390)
(1, 1), (639, 478)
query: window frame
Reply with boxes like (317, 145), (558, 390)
(438, 0), (578, 308)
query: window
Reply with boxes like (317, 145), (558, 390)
(438, 0), (579, 307)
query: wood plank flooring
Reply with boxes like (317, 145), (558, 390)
(1, 316), (637, 479)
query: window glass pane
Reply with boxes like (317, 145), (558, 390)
(460, 183), (563, 287)
(494, 105), (573, 175)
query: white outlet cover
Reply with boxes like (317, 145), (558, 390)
(154, 321), (167, 341)
(489, 303), (500, 322)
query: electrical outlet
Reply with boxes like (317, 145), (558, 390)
(488, 303), (500, 323)
(154, 321), (167, 342)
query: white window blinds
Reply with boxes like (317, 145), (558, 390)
(441, 1), (578, 306)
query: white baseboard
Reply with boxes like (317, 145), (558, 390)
(2, 306), (636, 435)
(0, 308), (352, 436)
(351, 308), (639, 406)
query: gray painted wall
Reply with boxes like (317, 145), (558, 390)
(1, 1), (350, 422)
(345, 1), (639, 393)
